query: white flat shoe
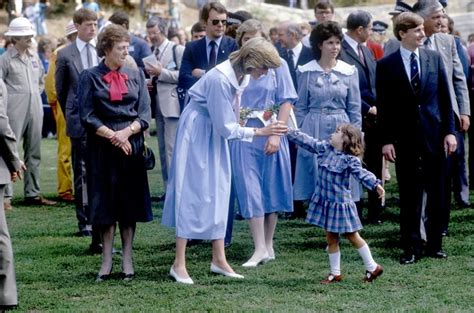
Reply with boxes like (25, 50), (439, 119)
(210, 263), (244, 279)
(242, 253), (270, 268)
(169, 266), (194, 284)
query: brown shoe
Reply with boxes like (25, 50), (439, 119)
(363, 264), (383, 282)
(321, 273), (342, 284)
(24, 197), (57, 206)
(59, 194), (75, 202)
(3, 199), (12, 210)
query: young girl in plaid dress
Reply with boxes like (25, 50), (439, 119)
(288, 123), (385, 283)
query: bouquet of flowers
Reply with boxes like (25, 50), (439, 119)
(239, 105), (280, 126)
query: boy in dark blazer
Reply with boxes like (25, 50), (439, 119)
(377, 12), (456, 264)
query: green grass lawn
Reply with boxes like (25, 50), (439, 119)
(7, 138), (474, 312)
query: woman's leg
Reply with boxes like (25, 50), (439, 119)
(211, 239), (237, 273)
(264, 213), (278, 259)
(119, 222), (136, 275)
(98, 223), (116, 276)
(173, 237), (190, 278)
(245, 216), (268, 263)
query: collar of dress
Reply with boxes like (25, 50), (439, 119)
(297, 59), (355, 76)
(215, 60), (250, 92)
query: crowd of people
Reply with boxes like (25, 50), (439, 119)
(0, 0), (473, 308)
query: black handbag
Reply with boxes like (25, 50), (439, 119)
(143, 141), (155, 170)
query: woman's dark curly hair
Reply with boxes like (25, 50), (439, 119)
(309, 21), (343, 60)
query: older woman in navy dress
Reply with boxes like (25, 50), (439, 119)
(79, 25), (152, 282)
(230, 20), (297, 267)
(162, 38), (288, 284)
(294, 21), (361, 202)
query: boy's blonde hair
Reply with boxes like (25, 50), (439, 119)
(337, 123), (365, 157)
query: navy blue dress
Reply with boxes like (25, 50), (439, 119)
(79, 62), (152, 225)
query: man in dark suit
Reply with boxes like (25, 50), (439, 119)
(177, 2), (238, 246)
(377, 12), (456, 264)
(55, 8), (101, 251)
(178, 2), (238, 91)
(339, 10), (383, 224)
(414, 0), (471, 238)
(277, 21), (313, 218)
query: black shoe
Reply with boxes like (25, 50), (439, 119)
(95, 273), (111, 282)
(426, 250), (447, 259)
(120, 272), (135, 281)
(400, 254), (418, 265)
(89, 243), (103, 254)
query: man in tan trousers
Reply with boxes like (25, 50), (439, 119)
(0, 77), (24, 310)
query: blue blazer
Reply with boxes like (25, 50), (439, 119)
(178, 36), (238, 90)
(279, 45), (313, 90)
(339, 40), (377, 117)
(376, 48), (455, 154)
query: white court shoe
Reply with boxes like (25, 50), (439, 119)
(169, 266), (194, 284)
(242, 253), (271, 268)
(210, 263), (244, 279)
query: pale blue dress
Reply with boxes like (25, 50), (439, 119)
(162, 60), (256, 240)
(230, 58), (297, 218)
(293, 60), (361, 201)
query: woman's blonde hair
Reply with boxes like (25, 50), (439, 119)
(229, 37), (281, 74)
(337, 123), (365, 158)
(235, 19), (269, 48)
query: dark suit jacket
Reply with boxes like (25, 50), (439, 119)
(377, 48), (455, 155)
(55, 42), (86, 138)
(178, 36), (238, 90)
(339, 39), (376, 117)
(279, 45), (313, 90)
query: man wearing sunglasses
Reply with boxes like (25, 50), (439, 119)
(178, 1), (238, 91)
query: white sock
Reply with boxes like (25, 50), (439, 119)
(328, 251), (341, 275)
(357, 244), (377, 272)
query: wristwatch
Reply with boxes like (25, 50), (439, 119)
(129, 124), (136, 134)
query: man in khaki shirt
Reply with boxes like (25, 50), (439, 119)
(0, 17), (55, 208)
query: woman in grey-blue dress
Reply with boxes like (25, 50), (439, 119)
(229, 20), (297, 267)
(162, 38), (287, 284)
(294, 21), (361, 202)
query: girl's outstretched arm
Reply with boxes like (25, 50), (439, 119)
(287, 129), (326, 154)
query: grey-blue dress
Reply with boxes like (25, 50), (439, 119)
(229, 58), (297, 219)
(162, 60), (256, 240)
(288, 130), (381, 233)
(79, 62), (152, 225)
(294, 60), (362, 201)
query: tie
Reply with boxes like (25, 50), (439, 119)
(86, 43), (93, 69)
(287, 49), (295, 70)
(357, 44), (366, 67)
(209, 41), (217, 69)
(410, 52), (420, 95)
(424, 38), (432, 50)
(154, 47), (160, 60)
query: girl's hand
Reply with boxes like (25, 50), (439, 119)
(257, 121), (288, 137)
(376, 184), (385, 199)
(264, 135), (281, 155)
(110, 128), (132, 147)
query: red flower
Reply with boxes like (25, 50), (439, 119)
(263, 110), (273, 121)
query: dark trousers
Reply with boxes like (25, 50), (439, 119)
(71, 137), (89, 231)
(396, 148), (444, 255)
(363, 129), (383, 221)
(442, 131), (469, 231)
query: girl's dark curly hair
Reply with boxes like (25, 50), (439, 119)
(309, 21), (343, 60)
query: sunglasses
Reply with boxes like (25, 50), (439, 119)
(211, 19), (227, 26)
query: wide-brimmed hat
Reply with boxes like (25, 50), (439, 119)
(5, 17), (35, 37)
(388, 1), (413, 16)
(65, 21), (77, 37)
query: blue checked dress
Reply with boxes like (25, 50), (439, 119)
(288, 129), (382, 233)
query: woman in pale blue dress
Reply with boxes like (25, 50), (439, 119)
(294, 21), (361, 202)
(230, 20), (297, 267)
(162, 37), (288, 284)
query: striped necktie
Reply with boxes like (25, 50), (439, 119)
(410, 52), (420, 95)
